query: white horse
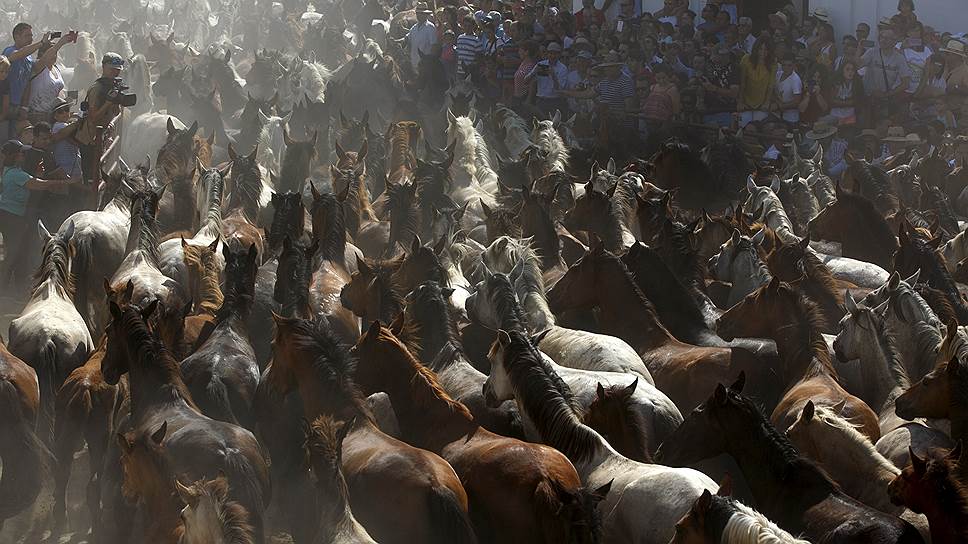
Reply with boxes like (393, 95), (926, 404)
(707, 229), (771, 308)
(941, 228), (968, 274)
(786, 402), (931, 541)
(484, 330), (717, 544)
(255, 109), (292, 178)
(493, 106), (532, 160)
(8, 222), (93, 446)
(121, 113), (186, 166)
(445, 109), (496, 224)
(530, 110), (570, 176)
(477, 236), (654, 382)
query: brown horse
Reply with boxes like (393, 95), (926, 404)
(889, 445), (968, 544)
(223, 144), (267, 260)
(765, 235), (850, 331)
(656, 381), (923, 543)
(895, 222), (968, 324)
(268, 314), (476, 544)
(333, 138), (391, 256)
(52, 337), (122, 533)
(547, 245), (755, 413)
(808, 183), (898, 271)
(303, 415), (377, 543)
(717, 278), (881, 442)
(896, 357), (968, 450)
(354, 321), (603, 543)
(0, 339), (52, 535)
(385, 120), (421, 184)
(174, 473), (256, 544)
(102, 302), (270, 542)
(117, 421), (186, 543)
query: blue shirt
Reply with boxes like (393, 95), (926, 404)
(0, 166), (31, 216)
(455, 33), (484, 75)
(2, 45), (33, 106)
(527, 60), (569, 98)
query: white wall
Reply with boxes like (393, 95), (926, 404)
(805, 0), (968, 42)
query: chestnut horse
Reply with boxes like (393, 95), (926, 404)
(808, 183), (898, 272)
(657, 381), (922, 543)
(896, 357), (968, 452)
(102, 302), (270, 542)
(174, 473), (256, 544)
(716, 278), (881, 442)
(268, 315), (476, 544)
(546, 245), (758, 413)
(354, 321), (604, 543)
(0, 339), (52, 537)
(888, 445), (968, 544)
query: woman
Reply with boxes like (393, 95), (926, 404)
(799, 65), (830, 124)
(812, 22), (836, 68)
(823, 60), (864, 126)
(0, 139), (71, 287)
(24, 32), (76, 125)
(513, 40), (538, 106)
(895, 0), (919, 37)
(911, 53), (949, 123)
(739, 36), (776, 127)
(640, 63), (679, 126)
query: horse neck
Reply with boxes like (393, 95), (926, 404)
(173, 176), (199, 230)
(196, 264), (224, 314)
(517, 265), (556, 332)
(594, 261), (674, 350)
(353, 175), (378, 224)
(859, 327), (909, 413)
(279, 151), (311, 194)
(772, 302), (837, 386)
(411, 306), (458, 364)
(293, 363), (370, 423)
(128, 346), (198, 422)
(949, 373), (968, 443)
(127, 211), (159, 263)
(724, 409), (836, 524)
(315, 469), (360, 544)
(600, 205), (629, 253)
(921, 471), (968, 544)
(731, 251), (772, 304)
(387, 130), (414, 178)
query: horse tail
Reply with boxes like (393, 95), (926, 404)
(38, 343), (58, 446)
(534, 478), (604, 544)
(52, 381), (91, 528)
(202, 376), (240, 426)
(426, 485), (477, 544)
(73, 235), (93, 333)
(222, 447), (268, 543)
(0, 379), (54, 522)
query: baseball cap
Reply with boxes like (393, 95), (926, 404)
(102, 52), (125, 68)
(2, 140), (28, 155)
(546, 42), (562, 52)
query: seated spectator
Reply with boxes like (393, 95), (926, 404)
(824, 60), (864, 126)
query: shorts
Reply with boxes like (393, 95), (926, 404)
(739, 110), (768, 127)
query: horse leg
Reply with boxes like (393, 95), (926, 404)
(52, 388), (88, 532)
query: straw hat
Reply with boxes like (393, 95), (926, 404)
(882, 126), (908, 142)
(859, 129), (880, 140)
(940, 39), (968, 57)
(810, 8), (830, 23)
(903, 133), (923, 146)
(805, 121), (837, 140)
(415, 2), (432, 13)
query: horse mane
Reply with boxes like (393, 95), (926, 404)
(183, 244), (225, 315)
(810, 404), (900, 477)
(919, 449), (968, 538)
(621, 243), (706, 334)
(407, 281), (460, 361)
(502, 329), (599, 463)
(850, 160), (899, 209)
(279, 138), (316, 192)
(119, 306), (199, 413)
(915, 284), (958, 328)
(312, 192), (348, 263)
(289, 318), (374, 422)
(596, 250), (664, 321)
(32, 233), (75, 299)
(720, 498), (812, 544)
(194, 477), (255, 544)
(610, 176), (639, 225)
(386, 182), (419, 248)
(775, 284), (838, 380)
(487, 272), (532, 334)
(374, 325), (473, 420)
(228, 154), (263, 219)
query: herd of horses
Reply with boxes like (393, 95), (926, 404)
(5, 12), (968, 544)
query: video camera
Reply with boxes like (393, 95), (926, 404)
(105, 78), (137, 108)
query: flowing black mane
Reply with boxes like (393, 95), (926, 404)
(621, 243), (706, 338)
(407, 280), (460, 362)
(310, 191), (348, 264)
(486, 272), (530, 334)
(32, 232), (75, 299)
(830, 189), (897, 248)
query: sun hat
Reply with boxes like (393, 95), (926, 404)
(101, 52), (125, 68)
(940, 39), (968, 57)
(805, 120), (837, 140)
(415, 2), (432, 13)
(768, 11), (788, 27)
(546, 42), (562, 52)
(882, 126), (908, 142)
(903, 133), (923, 146)
(810, 8), (830, 23)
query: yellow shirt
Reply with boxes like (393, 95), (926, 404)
(740, 54), (775, 111)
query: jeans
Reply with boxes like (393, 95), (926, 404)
(703, 112), (734, 127)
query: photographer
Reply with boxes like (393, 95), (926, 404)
(73, 53), (125, 183)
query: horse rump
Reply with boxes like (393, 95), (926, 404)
(427, 485), (477, 544)
(0, 379), (54, 525)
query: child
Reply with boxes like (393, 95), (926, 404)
(50, 100), (81, 180)
(441, 31), (457, 80)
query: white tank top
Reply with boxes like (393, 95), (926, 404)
(28, 66), (65, 113)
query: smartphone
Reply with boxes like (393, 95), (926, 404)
(616, 20), (624, 32)
(50, 31), (62, 39)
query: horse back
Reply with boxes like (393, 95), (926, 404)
(805, 493), (923, 544)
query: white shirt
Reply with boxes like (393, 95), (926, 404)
(527, 60), (569, 98)
(28, 65), (65, 113)
(407, 20), (438, 69)
(741, 33), (756, 54)
(776, 71), (803, 123)
(903, 46), (933, 93)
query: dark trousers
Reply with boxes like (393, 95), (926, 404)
(0, 208), (29, 289)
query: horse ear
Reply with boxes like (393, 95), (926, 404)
(447, 109), (458, 126)
(768, 276), (781, 292)
(606, 158), (616, 175)
(167, 116), (177, 135)
(713, 383), (728, 405)
(909, 447), (927, 473)
(802, 400), (815, 422)
(37, 220), (52, 243)
(845, 291), (858, 314)
(903, 269), (920, 286)
(411, 235), (422, 254)
(336, 416), (356, 448)
(227, 143), (238, 161)
(283, 127), (295, 147)
(770, 175), (780, 194)
(357, 255), (373, 276)
(596, 382), (606, 401)
(693, 489), (713, 515)
(730, 229), (741, 245)
(497, 329), (511, 347)
(887, 272), (900, 292)
(813, 143), (824, 164)
(174, 479), (197, 508)
(389, 312), (405, 336)
(123, 280), (135, 302)
(551, 109), (561, 126)
(746, 175), (756, 192)
(150, 420), (168, 445)
(141, 299), (158, 321)
(799, 233), (810, 250)
(620, 378), (638, 399)
(187, 120), (199, 138)
(480, 199), (492, 218)
(310, 181), (321, 201)
(717, 474), (733, 497)
(591, 479), (613, 502)
(207, 238), (219, 253)
(729, 371), (745, 393)
(750, 228), (766, 246)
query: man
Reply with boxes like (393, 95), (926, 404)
(3, 24), (55, 133)
(860, 29), (912, 121)
(526, 41), (569, 117)
(407, 3), (437, 72)
(701, 46), (738, 127)
(940, 39), (968, 122)
(856, 22), (873, 54)
(74, 53), (124, 183)
(455, 14), (483, 77)
(561, 60), (634, 127)
(575, 0), (604, 33)
(775, 53), (803, 125)
(738, 16), (755, 54)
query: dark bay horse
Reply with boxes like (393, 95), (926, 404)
(657, 381), (924, 544)
(267, 315), (476, 544)
(354, 321), (603, 543)
(895, 223), (968, 324)
(102, 302), (270, 542)
(888, 444), (968, 544)
(716, 278), (881, 442)
(808, 183), (898, 271)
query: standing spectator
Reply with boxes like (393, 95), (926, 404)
(798, 66), (830, 124)
(736, 17), (755, 54)
(497, 21), (521, 101)
(407, 3), (438, 72)
(566, 49), (595, 114)
(902, 23), (933, 95)
(739, 38), (776, 127)
(775, 53), (803, 125)
(701, 45), (739, 127)
(697, 3), (719, 36)
(440, 31), (458, 80)
(860, 29), (912, 122)
(811, 21), (836, 69)
(856, 22), (873, 55)
(640, 63), (680, 128)
(895, 0), (919, 37)
(455, 15), (484, 77)
(72, 54), (124, 183)
(513, 40), (538, 107)
(655, 0), (686, 26)
(834, 35), (859, 73)
(575, 0), (604, 34)
(3, 25), (53, 134)
(25, 32), (76, 125)
(911, 53), (948, 123)
(940, 40), (968, 123)
(525, 41), (568, 117)
(50, 100), (81, 180)
(825, 60), (864, 126)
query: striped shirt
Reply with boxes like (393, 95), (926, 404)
(596, 72), (635, 117)
(455, 33), (484, 75)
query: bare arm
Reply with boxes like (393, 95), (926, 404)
(31, 34), (73, 76)
(5, 37), (47, 63)
(24, 177), (70, 192)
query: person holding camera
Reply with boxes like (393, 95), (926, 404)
(24, 31), (77, 125)
(73, 53), (125, 184)
(525, 41), (569, 117)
